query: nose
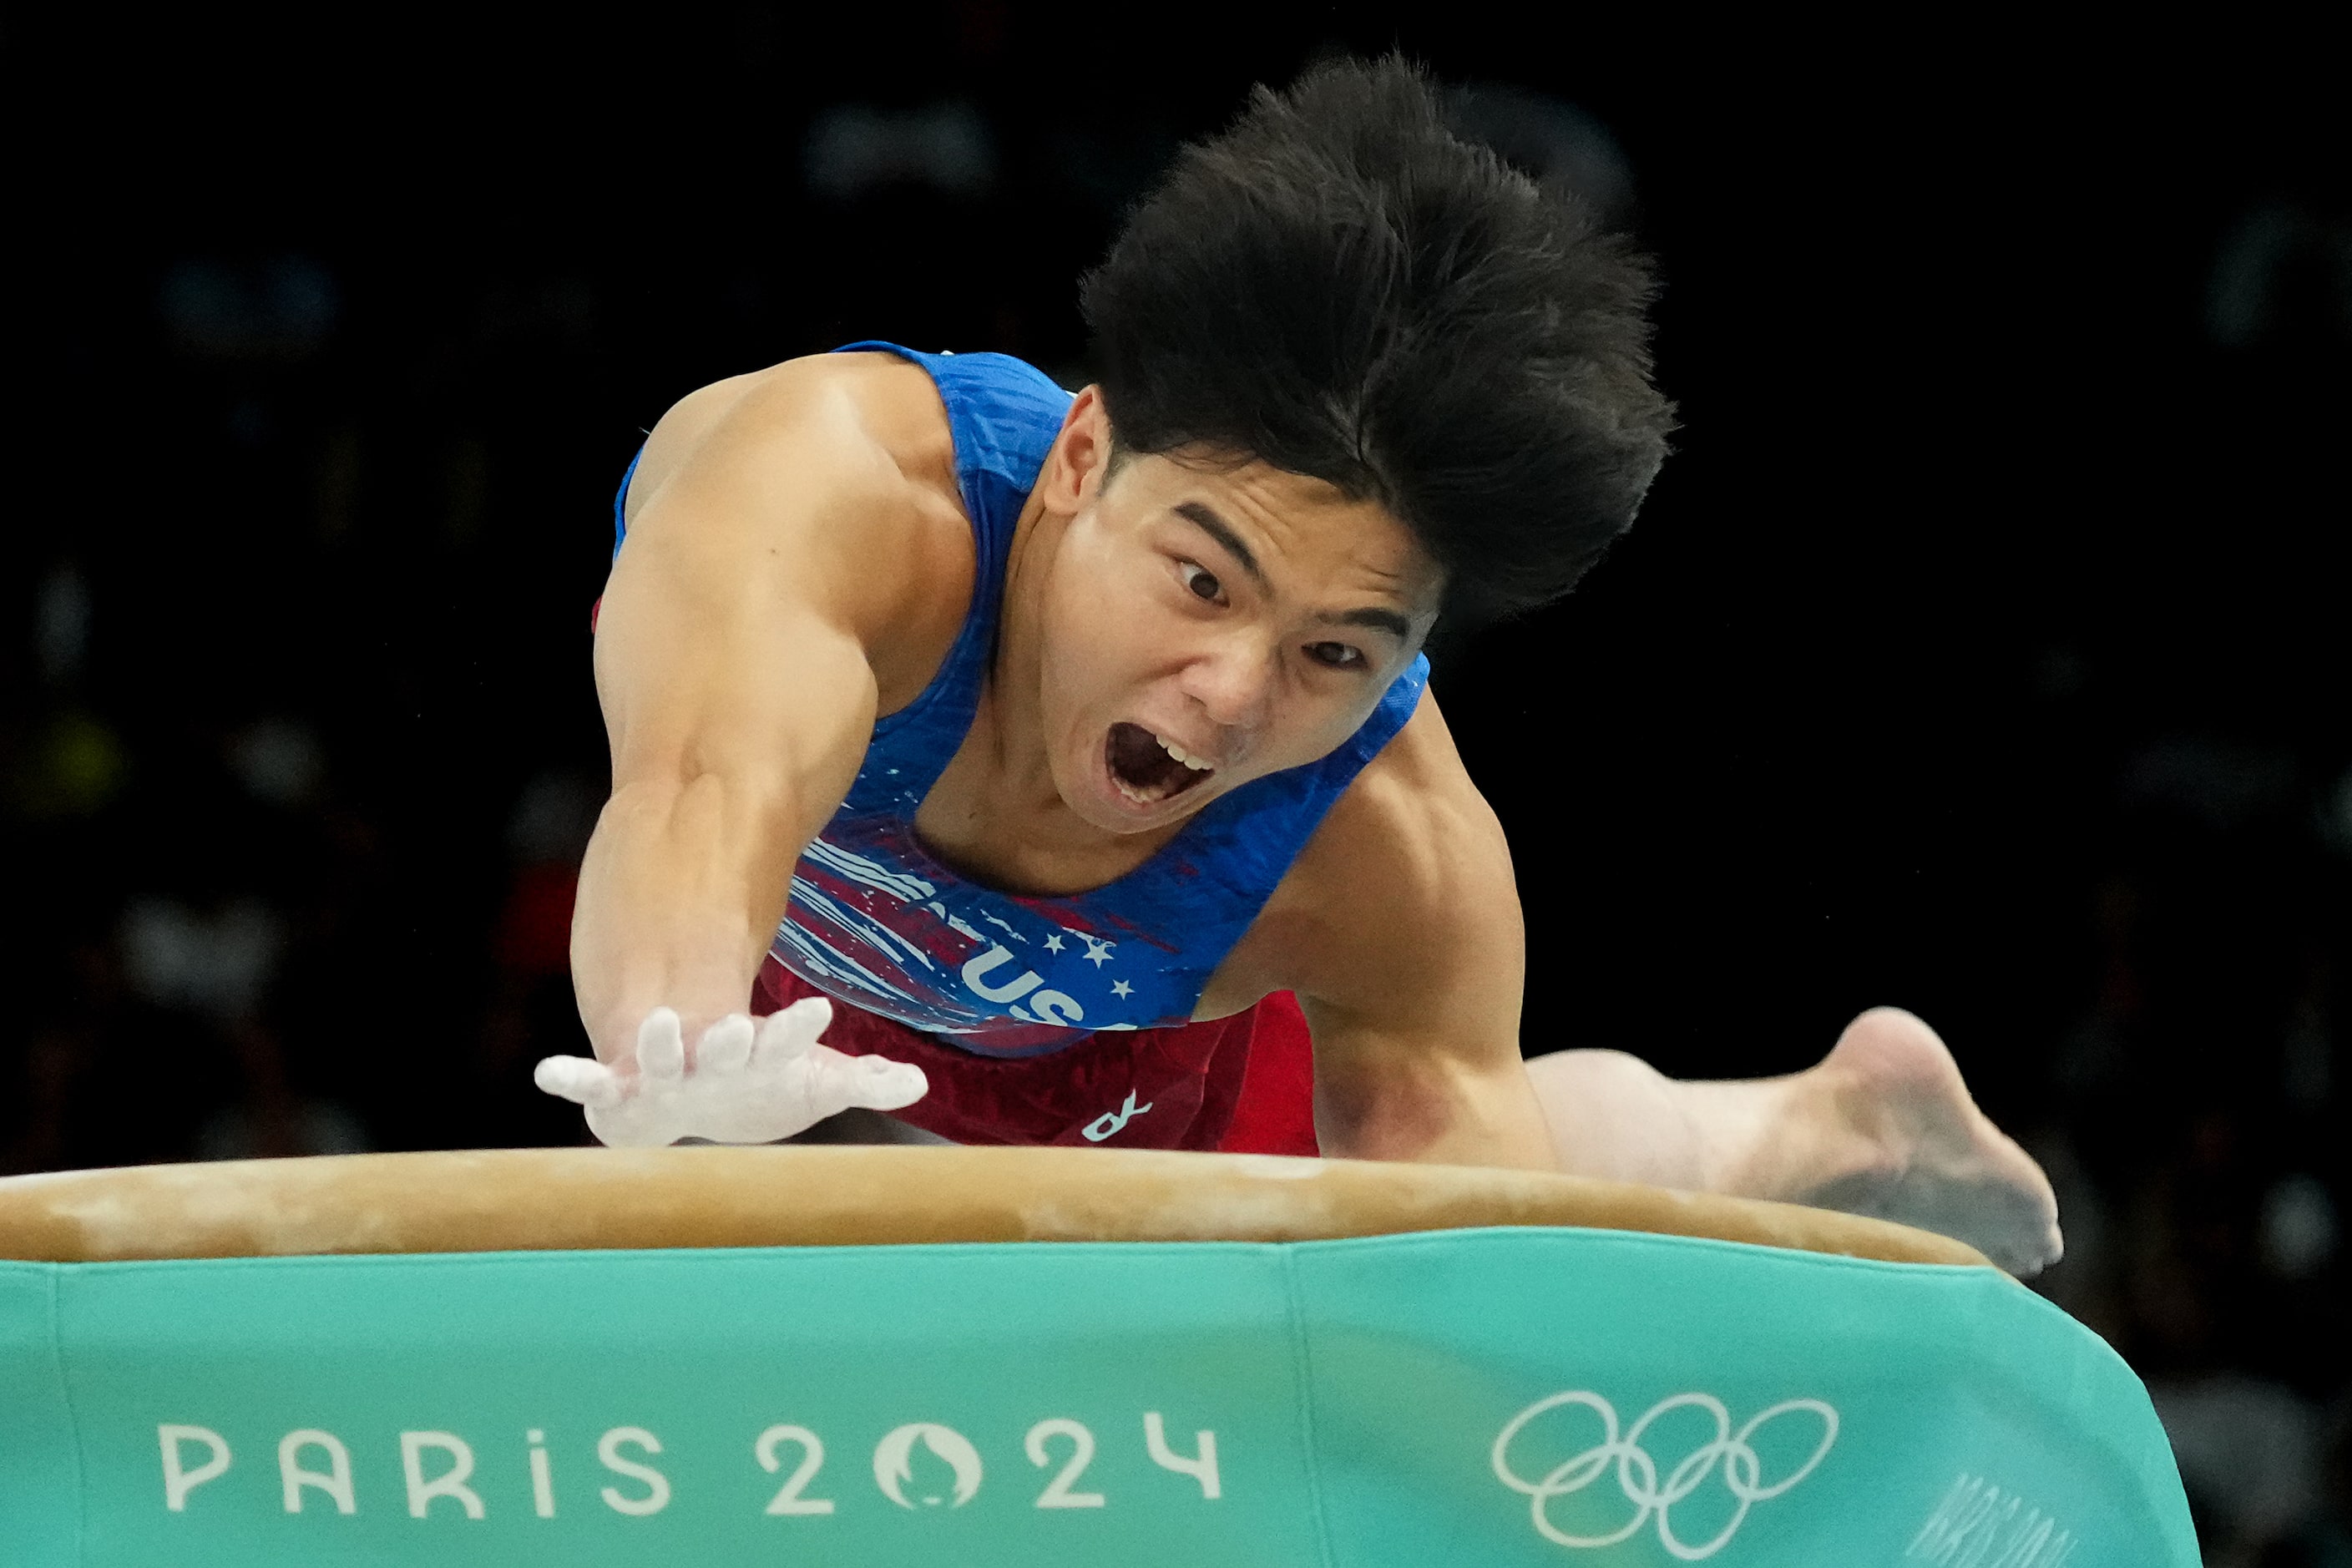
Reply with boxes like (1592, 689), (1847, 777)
(1176, 633), (1276, 734)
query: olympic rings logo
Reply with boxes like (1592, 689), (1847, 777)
(1490, 1391), (1839, 1560)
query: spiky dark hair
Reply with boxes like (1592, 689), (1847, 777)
(1081, 55), (1675, 627)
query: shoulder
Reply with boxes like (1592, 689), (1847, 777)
(628, 352), (959, 517)
(615, 353), (977, 709)
(1213, 687), (1522, 1017)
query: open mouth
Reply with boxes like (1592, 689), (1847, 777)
(1105, 721), (1216, 807)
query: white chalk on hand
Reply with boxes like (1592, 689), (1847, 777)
(533, 1001), (928, 1147)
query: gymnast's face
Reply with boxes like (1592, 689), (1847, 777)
(1029, 388), (1441, 836)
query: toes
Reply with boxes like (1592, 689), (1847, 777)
(751, 998), (832, 1067)
(2026, 1218), (2066, 1277)
(637, 1008), (686, 1081)
(534, 1055), (625, 1110)
(697, 1014), (755, 1075)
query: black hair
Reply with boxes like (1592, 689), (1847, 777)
(1081, 56), (1675, 628)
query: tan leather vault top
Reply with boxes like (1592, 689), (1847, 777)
(0, 1146), (1992, 1269)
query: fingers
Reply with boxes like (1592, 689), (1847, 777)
(807, 1047), (928, 1114)
(697, 1014), (755, 1075)
(637, 1008), (686, 1082)
(751, 997), (832, 1067)
(563, 1003), (910, 1146)
(846, 1055), (929, 1112)
(534, 1055), (625, 1110)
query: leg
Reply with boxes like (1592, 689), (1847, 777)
(1526, 1008), (2062, 1275)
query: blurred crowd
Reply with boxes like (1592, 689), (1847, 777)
(5, 13), (2349, 1564)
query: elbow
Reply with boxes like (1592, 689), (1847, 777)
(1313, 1075), (1457, 1165)
(1314, 1060), (1555, 1171)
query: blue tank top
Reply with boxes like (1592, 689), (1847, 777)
(615, 342), (1429, 1059)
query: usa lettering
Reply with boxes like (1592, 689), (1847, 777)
(959, 944), (1085, 1025)
(156, 1412), (1221, 1520)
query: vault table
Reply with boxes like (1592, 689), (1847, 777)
(0, 1146), (2193, 1566)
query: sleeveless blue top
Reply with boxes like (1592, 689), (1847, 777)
(615, 343), (1429, 1059)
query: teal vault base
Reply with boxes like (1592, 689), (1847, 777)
(1, 1227), (2194, 1566)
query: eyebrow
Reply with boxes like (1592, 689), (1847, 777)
(1173, 501), (1266, 589)
(1173, 500), (1414, 645)
(1320, 605), (1414, 642)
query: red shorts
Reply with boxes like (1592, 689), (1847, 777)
(752, 957), (1318, 1155)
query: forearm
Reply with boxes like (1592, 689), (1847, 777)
(569, 771), (807, 1063)
(547, 737), (930, 1148)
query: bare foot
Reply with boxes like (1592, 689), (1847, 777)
(1743, 1009), (2064, 1276)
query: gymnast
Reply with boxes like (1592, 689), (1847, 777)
(534, 58), (2061, 1275)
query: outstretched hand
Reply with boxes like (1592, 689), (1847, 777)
(534, 999), (928, 1147)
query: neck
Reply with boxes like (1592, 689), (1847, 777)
(979, 488), (1068, 822)
(914, 488), (1237, 897)
(942, 492), (1186, 881)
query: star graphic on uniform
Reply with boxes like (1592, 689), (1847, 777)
(1110, 979), (1133, 999)
(1044, 934), (1065, 953)
(1083, 938), (1114, 968)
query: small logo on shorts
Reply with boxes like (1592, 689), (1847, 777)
(1082, 1090), (1153, 1142)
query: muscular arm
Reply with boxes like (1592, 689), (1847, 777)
(572, 357), (969, 1068)
(1222, 691), (1557, 1170)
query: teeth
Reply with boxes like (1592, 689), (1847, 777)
(1156, 733), (1215, 771)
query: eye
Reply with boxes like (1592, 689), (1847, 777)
(1177, 561), (1224, 604)
(1304, 641), (1364, 670)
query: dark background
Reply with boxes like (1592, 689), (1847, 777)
(5, 11), (2346, 1560)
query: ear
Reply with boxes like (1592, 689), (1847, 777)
(1034, 386), (1113, 513)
